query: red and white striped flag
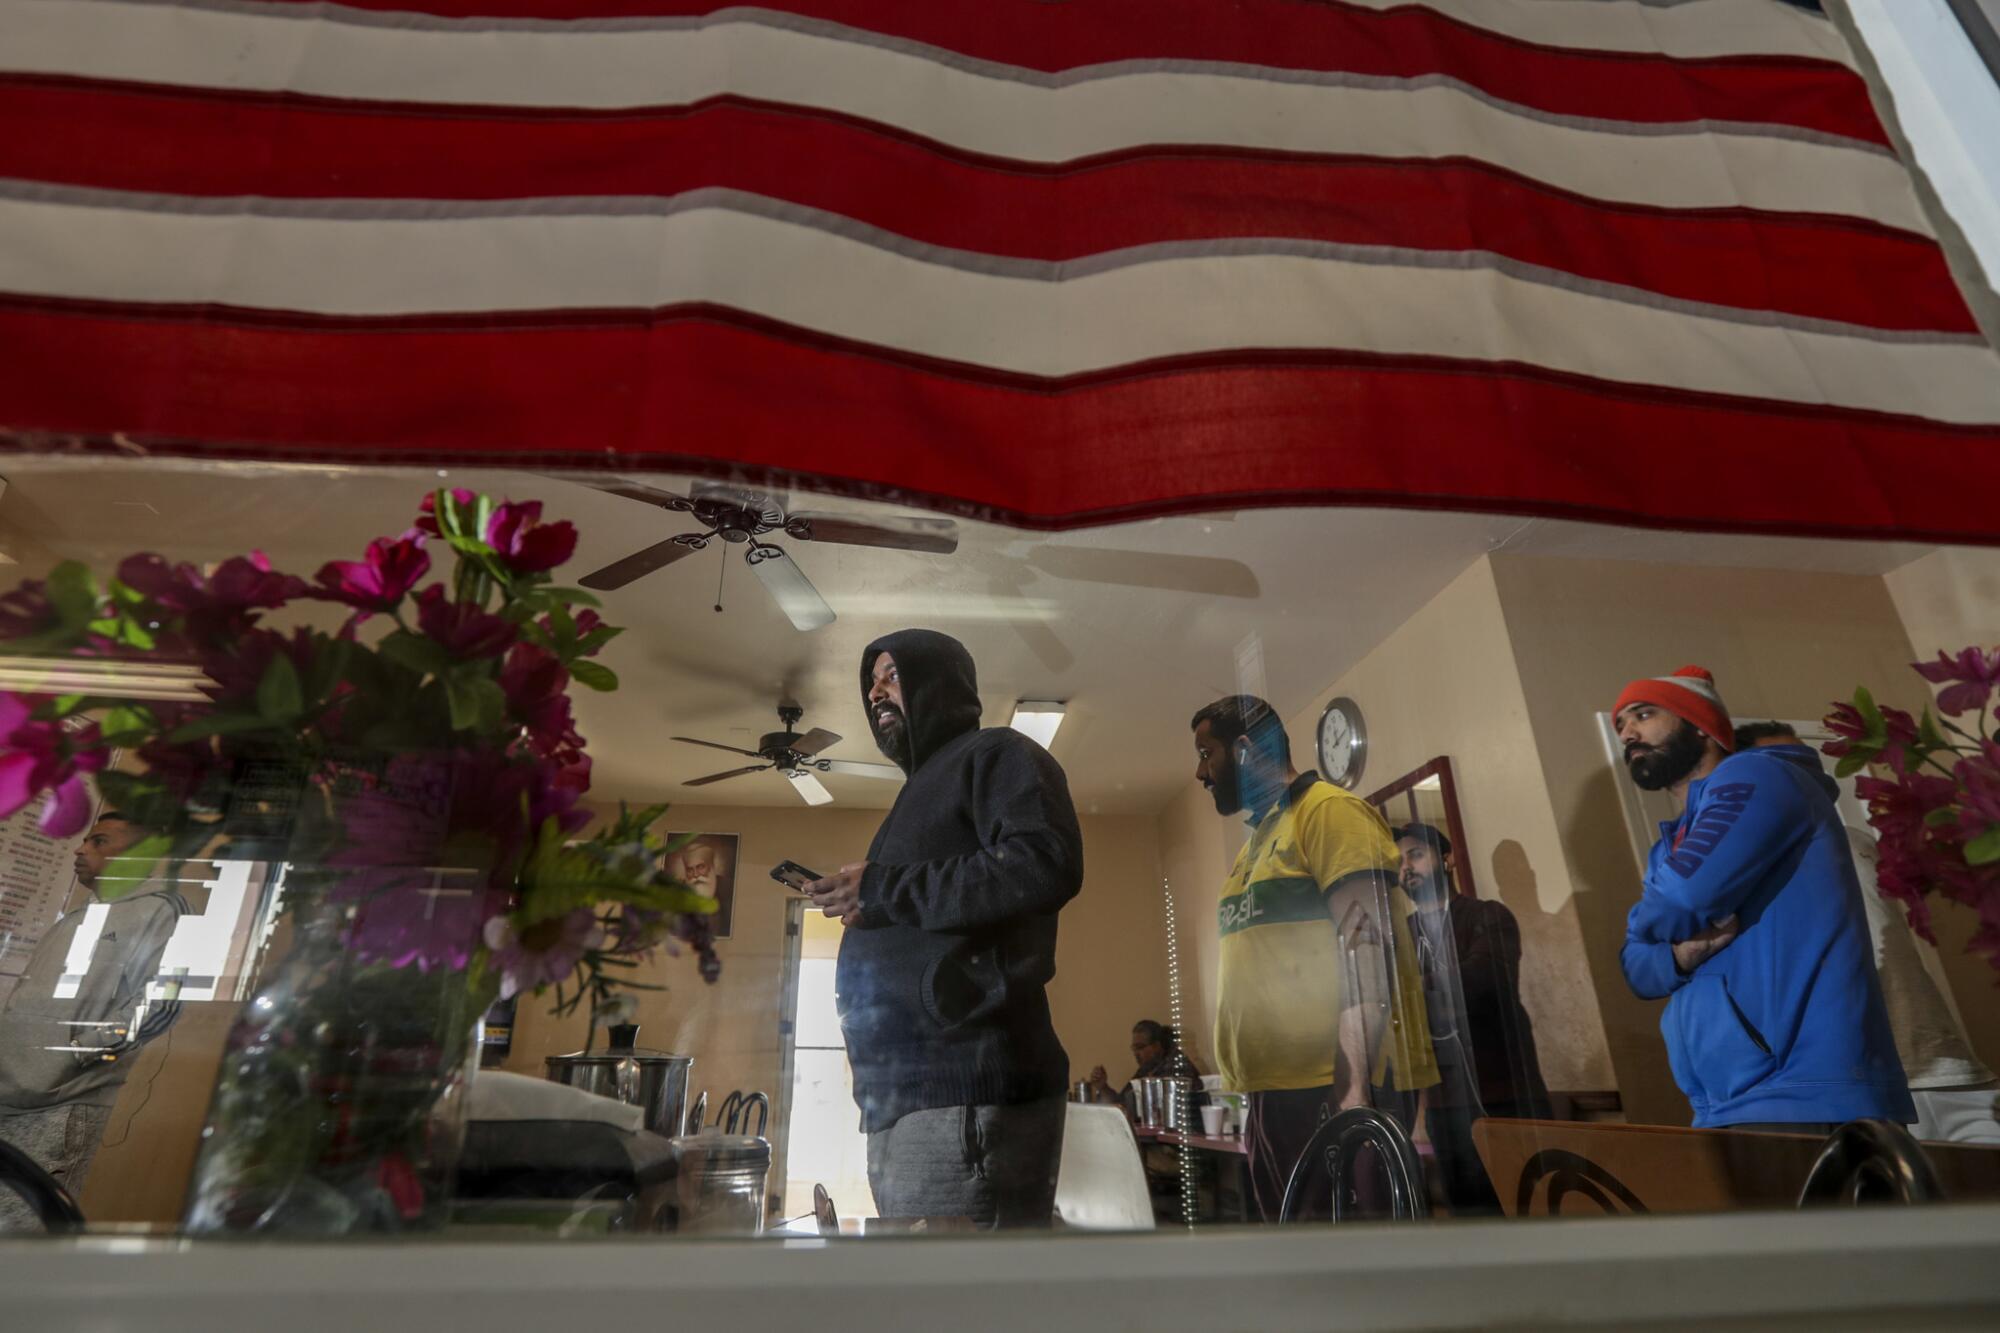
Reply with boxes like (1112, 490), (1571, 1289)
(0, 0), (1995, 539)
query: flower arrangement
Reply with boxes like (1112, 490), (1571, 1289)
(0, 486), (720, 1010)
(1825, 646), (2000, 977)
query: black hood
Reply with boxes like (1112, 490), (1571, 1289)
(860, 629), (982, 774)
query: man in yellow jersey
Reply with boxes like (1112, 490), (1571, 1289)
(1191, 696), (1437, 1221)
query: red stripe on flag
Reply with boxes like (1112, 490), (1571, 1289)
(227, 0), (1883, 144)
(0, 80), (1966, 334)
(2, 299), (1993, 543)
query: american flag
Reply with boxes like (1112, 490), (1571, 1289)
(0, 0), (1995, 540)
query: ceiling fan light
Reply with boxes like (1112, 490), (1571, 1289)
(1009, 701), (1066, 749)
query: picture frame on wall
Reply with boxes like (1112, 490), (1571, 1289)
(664, 832), (741, 940)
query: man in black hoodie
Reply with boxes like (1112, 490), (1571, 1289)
(805, 629), (1083, 1227)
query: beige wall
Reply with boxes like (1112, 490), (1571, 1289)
(1289, 558), (1614, 1094)
(1487, 552), (1994, 1126)
(1157, 778), (1243, 1059)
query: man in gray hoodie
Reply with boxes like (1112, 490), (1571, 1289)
(0, 811), (186, 1229)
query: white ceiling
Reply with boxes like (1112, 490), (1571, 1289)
(0, 458), (1937, 817)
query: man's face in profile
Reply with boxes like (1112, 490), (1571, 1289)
(75, 816), (144, 892)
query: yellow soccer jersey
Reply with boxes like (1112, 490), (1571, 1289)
(1213, 778), (1439, 1094)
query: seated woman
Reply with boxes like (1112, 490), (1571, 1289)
(1086, 1020), (1204, 1121)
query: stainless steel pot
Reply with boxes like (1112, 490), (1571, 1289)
(544, 1023), (692, 1138)
(1134, 1076), (1195, 1131)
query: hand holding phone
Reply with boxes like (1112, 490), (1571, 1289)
(771, 860), (822, 893)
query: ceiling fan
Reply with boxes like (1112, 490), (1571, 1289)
(677, 704), (902, 805)
(568, 478), (960, 631)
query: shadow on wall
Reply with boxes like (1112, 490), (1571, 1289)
(1487, 837), (1616, 1106)
(1559, 765), (1691, 1129)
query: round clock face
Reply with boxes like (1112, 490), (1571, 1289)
(1317, 698), (1367, 790)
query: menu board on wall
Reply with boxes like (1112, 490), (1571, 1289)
(0, 801), (86, 1009)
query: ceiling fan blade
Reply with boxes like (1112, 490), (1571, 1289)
(686, 764), (771, 787)
(787, 770), (835, 806)
(672, 736), (766, 759)
(788, 512), (959, 555)
(747, 547), (835, 632)
(792, 727), (841, 757)
(565, 477), (692, 511)
(821, 759), (904, 781)
(578, 537), (703, 591)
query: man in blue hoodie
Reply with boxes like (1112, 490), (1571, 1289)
(1614, 666), (1911, 1132)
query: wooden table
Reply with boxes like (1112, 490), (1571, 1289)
(1134, 1125), (1249, 1156)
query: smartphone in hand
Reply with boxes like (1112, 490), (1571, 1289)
(771, 860), (823, 893)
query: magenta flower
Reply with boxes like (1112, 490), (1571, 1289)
(483, 908), (603, 1000)
(0, 580), (55, 641)
(415, 488), (476, 539)
(0, 696), (108, 837)
(310, 531), (430, 615)
(485, 501), (577, 575)
(500, 644), (583, 760)
(1824, 698), (1921, 771)
(120, 550), (304, 646)
(1913, 647), (2000, 718)
(414, 586), (518, 660)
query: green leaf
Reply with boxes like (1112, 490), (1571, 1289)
(574, 626), (622, 657)
(45, 561), (100, 628)
(49, 694), (88, 719)
(537, 586), (601, 610)
(1925, 807), (1959, 828)
(1853, 685), (1886, 743)
(569, 660), (618, 692)
(377, 630), (452, 679)
(99, 704), (152, 737)
(1833, 749), (1875, 779)
(167, 711), (272, 743)
(1966, 826), (2000, 866)
(1917, 708), (1953, 755)
(444, 674), (507, 732)
(256, 652), (304, 722)
(118, 619), (157, 651)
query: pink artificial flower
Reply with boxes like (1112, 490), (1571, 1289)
(118, 551), (303, 645)
(1913, 646), (2000, 718)
(499, 644), (584, 760)
(199, 627), (315, 708)
(485, 501), (577, 575)
(483, 907), (603, 999)
(414, 585), (518, 660)
(1823, 699), (1920, 771)
(1953, 744), (2000, 850)
(328, 751), (536, 970)
(0, 696), (107, 835)
(0, 580), (55, 640)
(309, 531), (430, 615)
(415, 488), (476, 539)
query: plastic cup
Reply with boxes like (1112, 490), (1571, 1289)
(1200, 1105), (1226, 1137)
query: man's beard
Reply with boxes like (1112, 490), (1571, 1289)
(1402, 868), (1445, 909)
(873, 703), (913, 769)
(1204, 757), (1243, 816)
(1625, 718), (1709, 791)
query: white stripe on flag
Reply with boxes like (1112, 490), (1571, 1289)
(2, 189), (1993, 422)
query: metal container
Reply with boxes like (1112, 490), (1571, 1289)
(670, 1133), (770, 1235)
(1134, 1076), (1195, 1130)
(543, 1023), (692, 1138)
(1071, 1080), (1092, 1104)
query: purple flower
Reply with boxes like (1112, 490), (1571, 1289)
(328, 752), (537, 970)
(309, 531), (430, 615)
(0, 580), (55, 641)
(118, 551), (302, 645)
(1913, 647), (2000, 718)
(500, 644), (583, 761)
(414, 586), (518, 660)
(485, 501), (577, 575)
(0, 696), (107, 836)
(1823, 699), (1920, 771)
(483, 908), (603, 1000)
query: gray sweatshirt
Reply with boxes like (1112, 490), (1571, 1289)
(0, 884), (187, 1112)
